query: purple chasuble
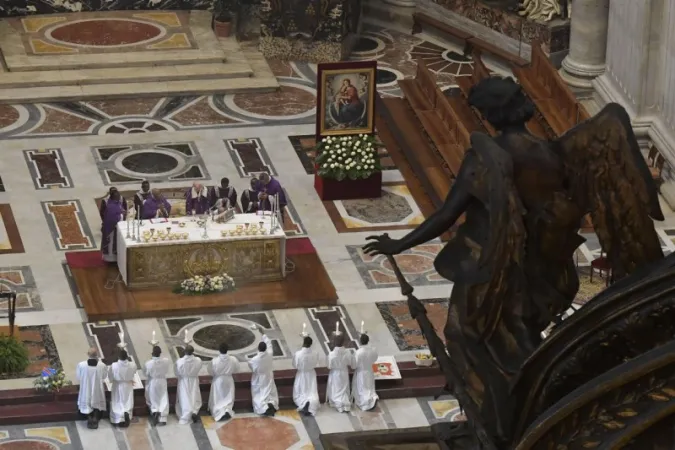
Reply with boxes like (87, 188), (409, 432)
(186, 188), (210, 215)
(141, 196), (171, 220)
(259, 178), (287, 211)
(101, 199), (125, 262)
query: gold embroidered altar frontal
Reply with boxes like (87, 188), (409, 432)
(126, 239), (284, 289)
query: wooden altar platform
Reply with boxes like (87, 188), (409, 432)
(69, 238), (337, 321)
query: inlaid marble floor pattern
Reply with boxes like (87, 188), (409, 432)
(0, 20), (673, 450)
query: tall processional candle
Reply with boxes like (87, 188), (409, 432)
(184, 329), (188, 343)
(335, 321), (339, 335)
(126, 215), (130, 236)
(152, 330), (156, 342)
(360, 320), (364, 334)
(119, 331), (125, 346)
(302, 322), (307, 334)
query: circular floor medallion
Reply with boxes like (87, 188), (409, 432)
(354, 37), (379, 53)
(121, 152), (179, 174)
(48, 19), (165, 48)
(442, 50), (470, 63)
(192, 324), (256, 351)
(376, 68), (398, 85)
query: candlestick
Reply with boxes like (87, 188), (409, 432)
(126, 216), (130, 238)
(335, 321), (340, 335)
(152, 330), (156, 341)
(184, 329), (188, 343)
(302, 323), (306, 334)
(360, 320), (364, 334)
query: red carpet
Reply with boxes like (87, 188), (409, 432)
(66, 239), (316, 268)
(286, 237), (316, 256)
(65, 250), (105, 269)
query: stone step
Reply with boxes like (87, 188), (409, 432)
(0, 62), (254, 88)
(0, 76), (280, 103)
(4, 49), (228, 72)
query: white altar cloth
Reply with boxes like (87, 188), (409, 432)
(116, 213), (286, 286)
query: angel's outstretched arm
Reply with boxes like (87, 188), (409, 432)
(395, 152), (475, 252)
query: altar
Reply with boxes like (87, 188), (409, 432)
(117, 213), (286, 290)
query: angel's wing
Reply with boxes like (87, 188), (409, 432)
(467, 133), (529, 350)
(555, 103), (664, 279)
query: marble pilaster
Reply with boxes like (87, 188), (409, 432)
(559, 0), (610, 88)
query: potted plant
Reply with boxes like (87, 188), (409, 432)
(0, 334), (29, 376)
(213, 0), (236, 38)
(313, 134), (383, 201)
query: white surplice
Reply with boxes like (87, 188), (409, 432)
(175, 354), (203, 424)
(207, 354), (239, 421)
(292, 347), (320, 415)
(76, 359), (108, 415)
(108, 359), (138, 424)
(248, 334), (279, 415)
(352, 345), (379, 410)
(144, 356), (170, 423)
(326, 346), (355, 412)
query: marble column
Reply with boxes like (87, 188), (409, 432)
(560, 0), (610, 88)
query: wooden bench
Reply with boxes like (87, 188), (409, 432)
(513, 42), (588, 136)
(412, 12), (528, 67)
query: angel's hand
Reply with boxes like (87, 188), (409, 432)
(363, 233), (402, 256)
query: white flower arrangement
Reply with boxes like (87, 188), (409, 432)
(315, 134), (382, 181)
(33, 368), (72, 393)
(173, 273), (235, 296)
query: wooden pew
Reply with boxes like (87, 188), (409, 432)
(412, 12), (528, 67)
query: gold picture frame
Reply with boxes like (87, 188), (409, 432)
(316, 61), (377, 138)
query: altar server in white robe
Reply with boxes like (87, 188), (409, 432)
(326, 333), (355, 413)
(248, 334), (279, 416)
(144, 346), (170, 426)
(109, 349), (138, 428)
(175, 345), (203, 424)
(76, 348), (108, 429)
(208, 342), (239, 421)
(352, 334), (379, 411)
(292, 336), (321, 416)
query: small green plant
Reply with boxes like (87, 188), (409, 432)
(0, 334), (30, 375)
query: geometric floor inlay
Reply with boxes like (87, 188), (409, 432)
(0, 204), (24, 254)
(322, 182), (424, 233)
(91, 141), (209, 185)
(346, 242), (450, 289)
(41, 199), (95, 251)
(23, 148), (73, 190)
(377, 299), (448, 351)
(0, 266), (42, 312)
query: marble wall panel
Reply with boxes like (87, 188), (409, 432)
(1, 0), (214, 17)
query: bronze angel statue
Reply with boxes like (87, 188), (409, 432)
(364, 76), (665, 446)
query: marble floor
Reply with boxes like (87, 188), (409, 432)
(1, 20), (674, 450)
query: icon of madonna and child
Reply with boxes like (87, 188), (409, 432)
(317, 62), (376, 136)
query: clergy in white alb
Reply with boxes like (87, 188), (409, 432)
(76, 348), (108, 429)
(109, 349), (138, 427)
(326, 333), (355, 413)
(144, 346), (170, 426)
(208, 342), (239, 421)
(292, 336), (321, 416)
(175, 345), (203, 424)
(248, 334), (279, 416)
(352, 334), (379, 411)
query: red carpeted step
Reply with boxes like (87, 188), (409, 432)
(0, 373), (445, 425)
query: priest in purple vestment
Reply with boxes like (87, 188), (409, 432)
(186, 182), (210, 215)
(141, 189), (171, 220)
(101, 189), (127, 262)
(134, 181), (151, 219)
(257, 173), (287, 220)
(100, 187), (127, 221)
(240, 177), (261, 213)
(210, 177), (238, 211)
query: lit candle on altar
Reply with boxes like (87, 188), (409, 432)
(335, 321), (339, 335)
(302, 323), (306, 334)
(360, 320), (364, 334)
(152, 330), (156, 342)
